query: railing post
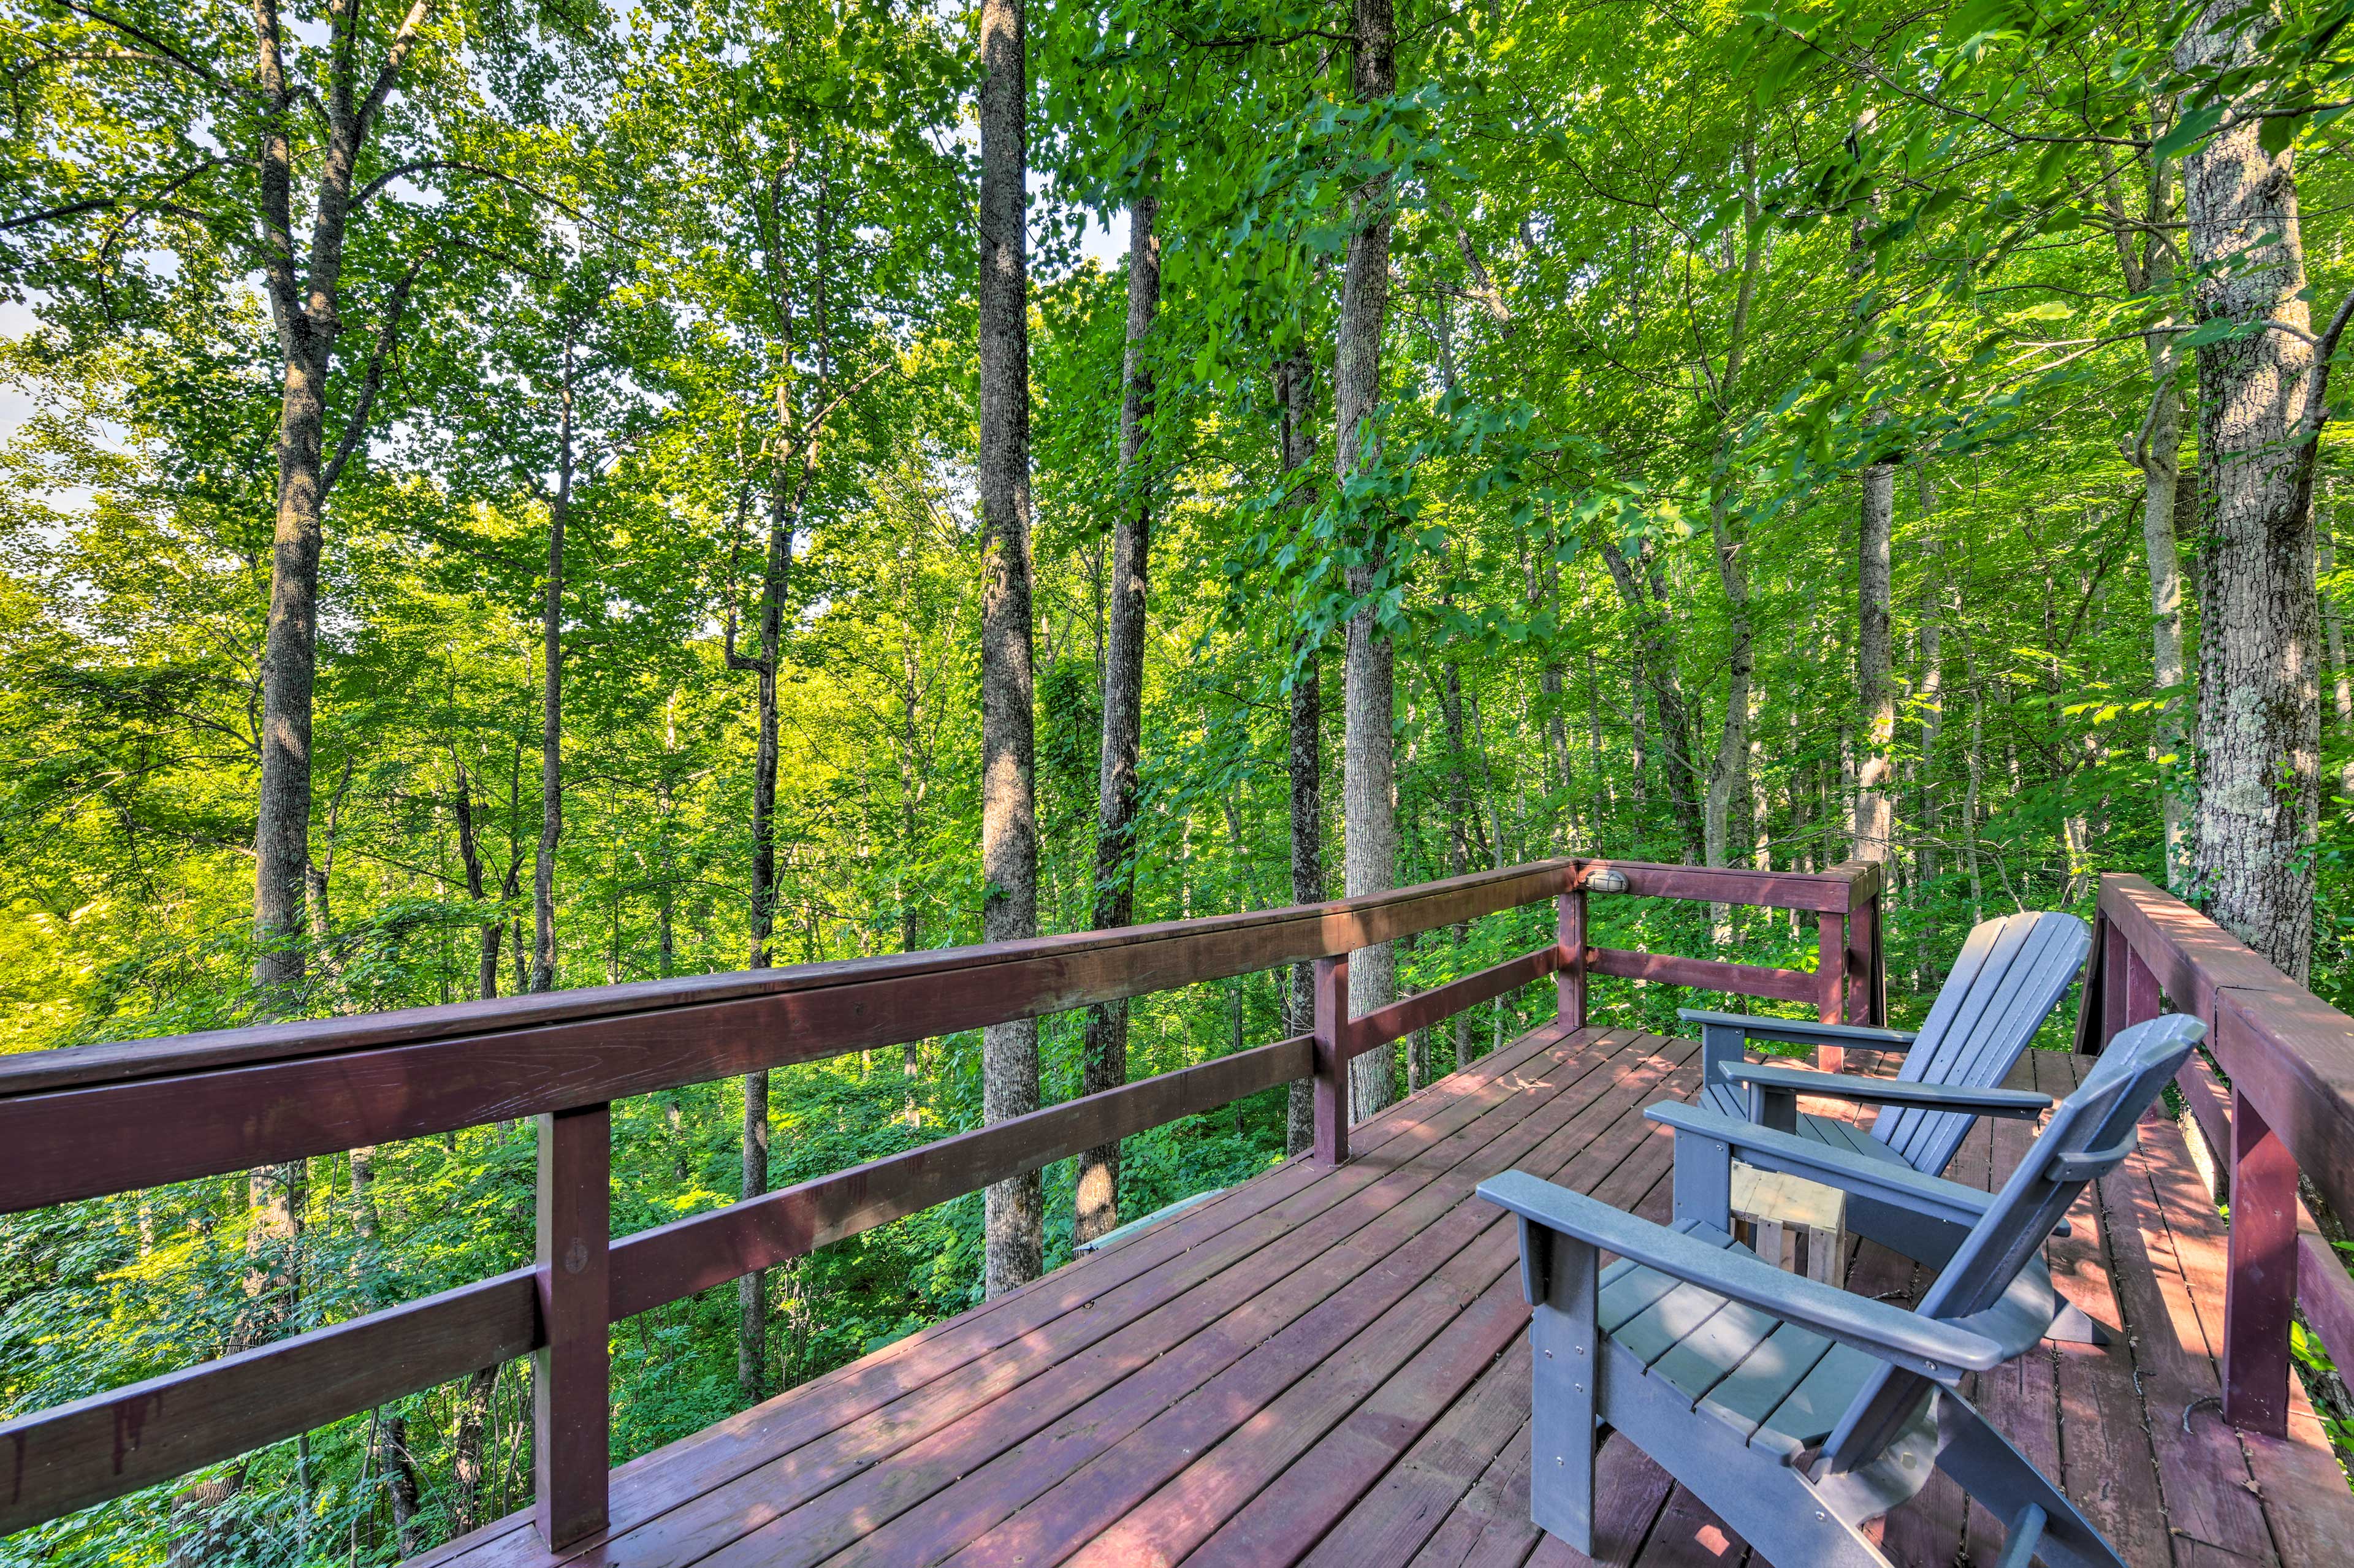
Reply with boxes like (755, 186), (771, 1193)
(2100, 908), (2131, 1054)
(1815, 910), (1846, 1073)
(1556, 882), (1586, 1033)
(1846, 889), (1880, 1027)
(2125, 943), (2167, 1123)
(2222, 1086), (2296, 1437)
(535, 1101), (612, 1548)
(1311, 954), (1351, 1165)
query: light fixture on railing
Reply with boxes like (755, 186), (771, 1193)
(1583, 867), (1630, 894)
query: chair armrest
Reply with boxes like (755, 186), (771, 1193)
(1720, 1062), (2051, 1119)
(1645, 1100), (2000, 1231)
(1678, 1008), (1918, 1051)
(1478, 1170), (2005, 1377)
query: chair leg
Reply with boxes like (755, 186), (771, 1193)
(1932, 1390), (2131, 1568)
(1528, 1239), (1600, 1552)
(1671, 1127), (1733, 1233)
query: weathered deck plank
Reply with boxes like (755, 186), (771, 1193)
(420, 1024), (2352, 1568)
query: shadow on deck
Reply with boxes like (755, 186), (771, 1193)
(418, 1023), (2352, 1568)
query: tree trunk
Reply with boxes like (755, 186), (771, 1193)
(449, 1364), (499, 1535)
(532, 336), (575, 994)
(1854, 458), (1896, 864)
(2141, 308), (2195, 893)
(1278, 349), (1321, 1157)
(1599, 542), (1704, 862)
(452, 763), (500, 1000)
(1704, 493), (1753, 943)
(2180, 2), (2323, 981)
(898, 629), (928, 1127)
(1918, 469), (1943, 889)
(1337, 0), (1398, 1128)
(247, 3), (424, 998)
(1075, 180), (1159, 1246)
(727, 459), (794, 1402)
(978, 0), (1042, 1295)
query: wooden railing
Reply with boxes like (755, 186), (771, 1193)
(0, 854), (1882, 1548)
(2079, 873), (2354, 1437)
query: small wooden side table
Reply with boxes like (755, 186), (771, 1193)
(1728, 1163), (1849, 1284)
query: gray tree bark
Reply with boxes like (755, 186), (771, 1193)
(1076, 181), (1159, 1244)
(1853, 460), (1896, 863)
(531, 333), (576, 994)
(249, 0), (430, 996)
(1278, 349), (1322, 1157)
(2179, 3), (2323, 981)
(1703, 149), (1765, 938)
(978, 0), (1042, 1294)
(2106, 145), (2195, 891)
(1337, 0), (1398, 1127)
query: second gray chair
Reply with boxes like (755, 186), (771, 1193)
(1672, 910), (2091, 1264)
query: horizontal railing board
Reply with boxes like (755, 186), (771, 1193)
(0, 878), (1567, 1213)
(1583, 946), (1819, 1005)
(1577, 858), (1881, 914)
(2098, 875), (2354, 1227)
(608, 1034), (1311, 1317)
(1344, 946), (1563, 1062)
(0, 1039), (1311, 1534)
(0, 862), (1577, 1098)
(0, 1266), (541, 1536)
(0, 857), (1883, 1102)
(2297, 1230), (2354, 1388)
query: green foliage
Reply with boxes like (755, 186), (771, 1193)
(10, 0), (2354, 1556)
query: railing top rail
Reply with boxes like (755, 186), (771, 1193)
(2095, 872), (2354, 1224)
(0, 856), (1877, 1100)
(0, 856), (1878, 1216)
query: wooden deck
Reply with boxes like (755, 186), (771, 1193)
(417, 1022), (2354, 1568)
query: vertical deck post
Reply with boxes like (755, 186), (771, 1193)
(2222, 1085), (2296, 1436)
(1556, 880), (1586, 1033)
(2125, 944), (2166, 1122)
(1815, 910), (1847, 1073)
(535, 1101), (612, 1548)
(1311, 954), (1351, 1165)
(2101, 910), (2131, 1052)
(1846, 889), (1879, 1027)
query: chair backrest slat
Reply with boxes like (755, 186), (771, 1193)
(1875, 911), (2092, 1173)
(1823, 1014), (2205, 1472)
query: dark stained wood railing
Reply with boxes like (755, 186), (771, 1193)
(2079, 872), (2354, 1437)
(0, 854), (1882, 1547)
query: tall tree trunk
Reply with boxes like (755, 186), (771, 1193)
(1703, 154), (1764, 938)
(452, 762), (500, 999)
(2141, 283), (2195, 892)
(248, 2), (425, 997)
(1854, 463), (1896, 863)
(1600, 542), (1705, 862)
(1918, 469), (1943, 890)
(533, 336), (576, 994)
(978, 0), (1042, 1294)
(1337, 0), (1398, 1127)
(724, 462), (794, 1402)
(2180, 3), (2323, 981)
(1278, 349), (1322, 1157)
(898, 628), (928, 1127)
(1075, 180), (1159, 1245)
(449, 1366), (499, 1535)
(1704, 497), (1753, 943)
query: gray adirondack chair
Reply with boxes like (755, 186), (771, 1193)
(1480, 1012), (2204, 1568)
(1678, 909), (2091, 1267)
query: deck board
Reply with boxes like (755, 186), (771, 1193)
(418, 1024), (2353, 1568)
